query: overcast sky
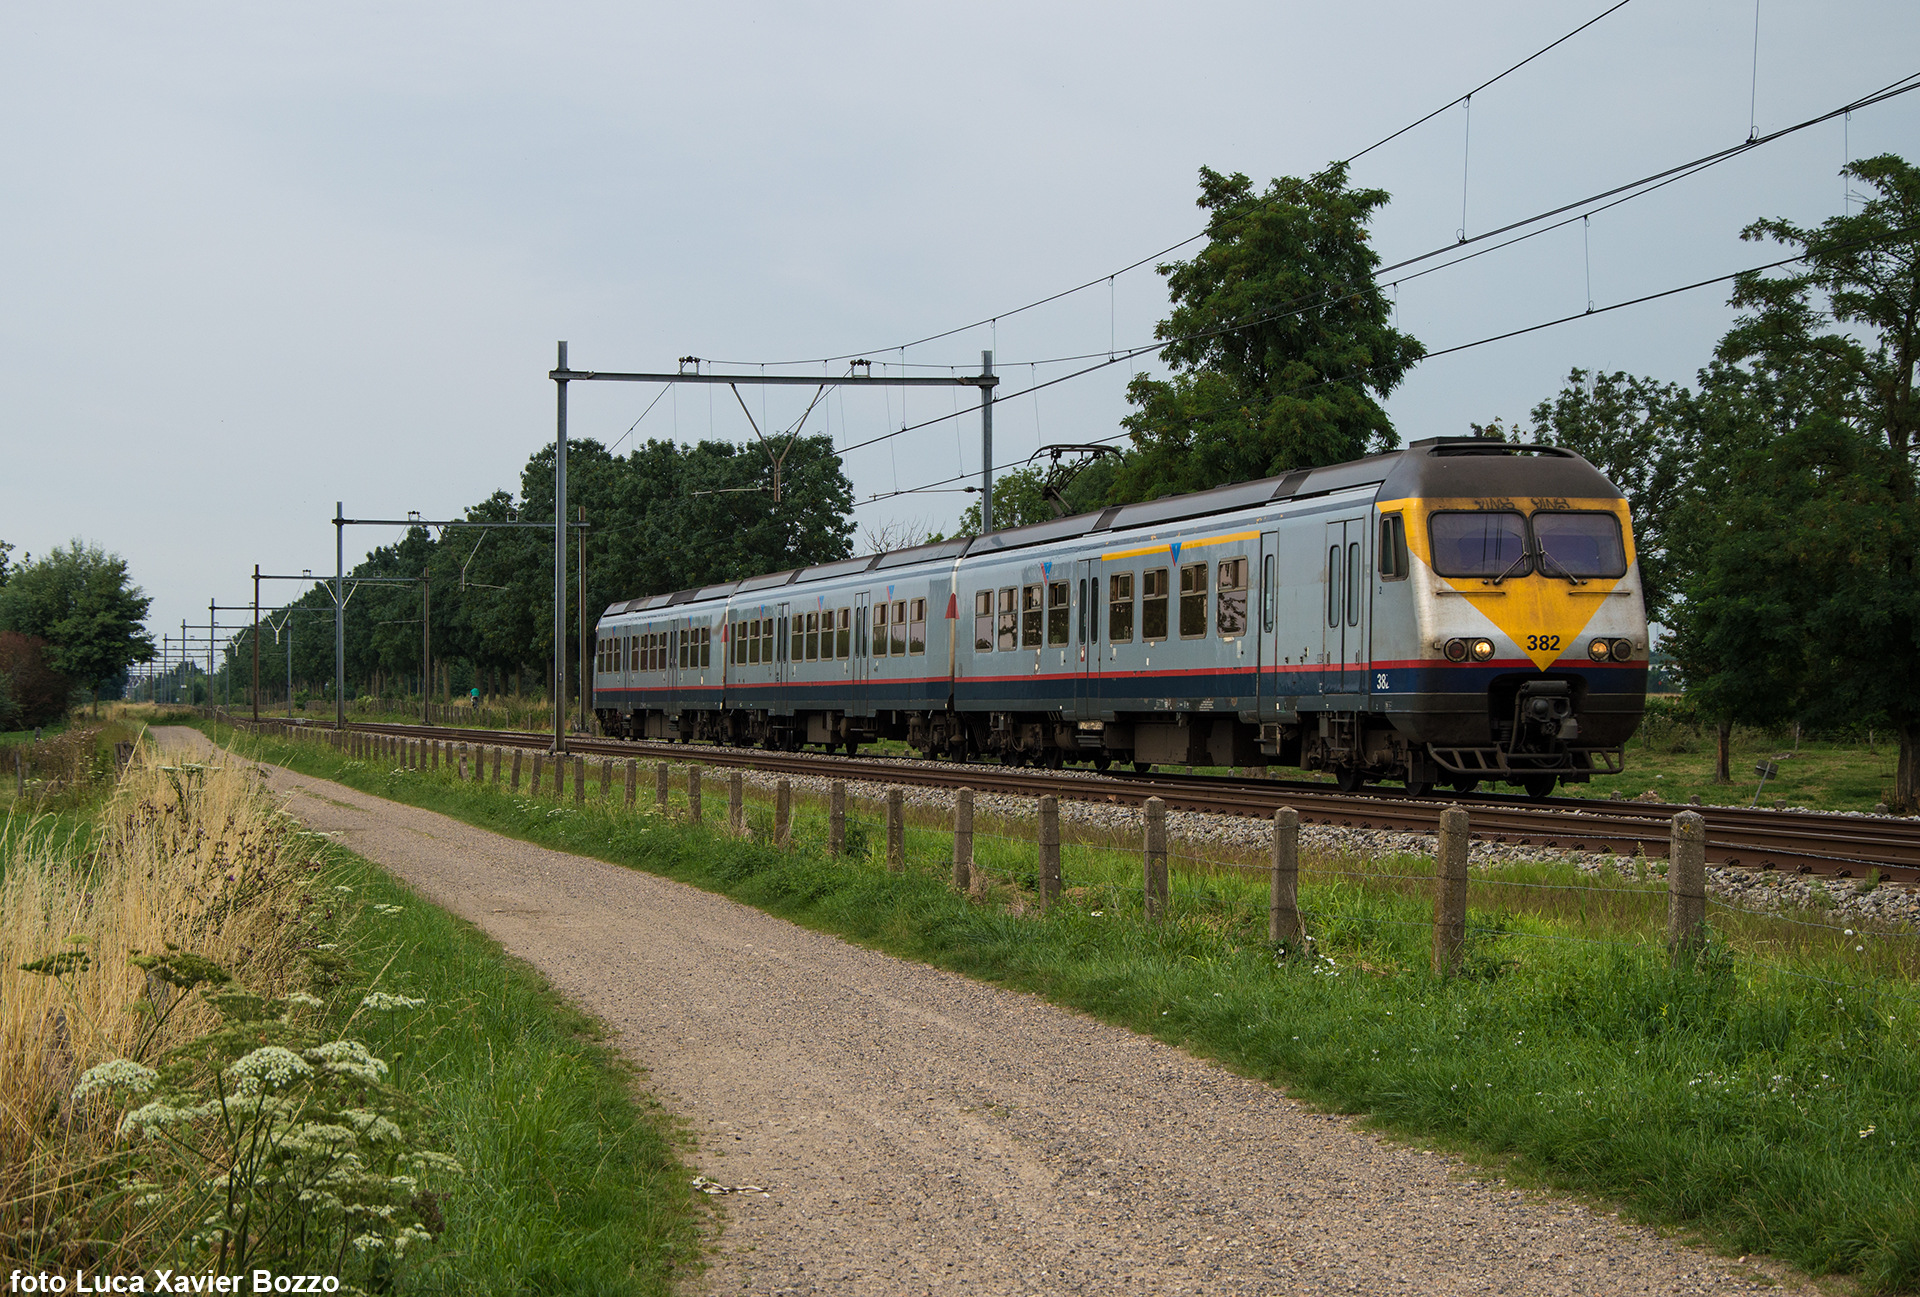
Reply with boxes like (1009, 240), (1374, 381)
(2, 1), (1915, 664)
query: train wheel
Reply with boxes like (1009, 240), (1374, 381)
(1336, 767), (1367, 793)
(1521, 775), (1557, 800)
(1403, 779), (1433, 797)
(843, 740), (860, 759)
(1133, 761), (1152, 774)
(1092, 755), (1112, 772)
(1449, 778), (1480, 795)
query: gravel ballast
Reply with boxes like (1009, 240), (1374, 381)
(165, 730), (1809, 1295)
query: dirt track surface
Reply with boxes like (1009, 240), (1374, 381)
(155, 729), (1800, 1295)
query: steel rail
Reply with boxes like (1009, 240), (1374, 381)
(273, 716), (1920, 888)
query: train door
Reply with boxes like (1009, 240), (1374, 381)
(1074, 557), (1100, 720)
(774, 602), (790, 689)
(1256, 532), (1278, 719)
(852, 591), (870, 715)
(1321, 519), (1370, 697)
(666, 621), (680, 720)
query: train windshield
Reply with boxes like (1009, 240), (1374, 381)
(1428, 511), (1529, 577)
(1532, 511), (1628, 578)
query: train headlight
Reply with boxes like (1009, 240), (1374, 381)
(1588, 638), (1611, 661)
(1444, 638), (1469, 663)
(1469, 638), (1495, 662)
(1611, 638), (1635, 661)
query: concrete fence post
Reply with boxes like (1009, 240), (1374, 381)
(775, 778), (793, 845)
(953, 787), (974, 893)
(829, 781), (847, 855)
(573, 755), (585, 806)
(624, 758), (637, 808)
(728, 771), (744, 834)
(688, 765), (702, 822)
(886, 787), (905, 873)
(1432, 804), (1470, 977)
(1270, 806), (1300, 943)
(510, 748), (522, 792)
(655, 762), (669, 810)
(1037, 795), (1061, 910)
(1668, 810), (1708, 961)
(1143, 797), (1169, 921)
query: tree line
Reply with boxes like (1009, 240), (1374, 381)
(0, 540), (155, 727)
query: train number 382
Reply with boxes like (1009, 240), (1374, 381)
(1524, 634), (1562, 652)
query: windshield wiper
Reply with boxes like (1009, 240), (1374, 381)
(1489, 549), (1532, 585)
(1534, 545), (1586, 586)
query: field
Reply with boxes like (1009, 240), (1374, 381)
(216, 717), (1920, 1292)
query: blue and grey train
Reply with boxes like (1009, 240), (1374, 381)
(591, 437), (1649, 796)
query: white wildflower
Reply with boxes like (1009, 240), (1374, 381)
(407, 1149), (464, 1175)
(358, 991), (427, 1012)
(227, 1046), (313, 1089)
(283, 991), (324, 1009)
(342, 1107), (405, 1144)
(71, 1059), (159, 1104)
(350, 1233), (388, 1253)
(307, 1040), (390, 1083)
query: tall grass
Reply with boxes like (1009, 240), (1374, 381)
(1, 743), (322, 1266)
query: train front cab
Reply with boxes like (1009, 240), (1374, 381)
(1365, 441), (1649, 797)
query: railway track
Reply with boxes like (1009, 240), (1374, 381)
(269, 716), (1920, 888)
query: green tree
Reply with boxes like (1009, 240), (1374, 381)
(0, 539), (14, 587)
(1112, 164), (1424, 501)
(0, 540), (154, 705)
(953, 467), (1053, 535)
(1671, 154), (1920, 805)
(1523, 370), (1696, 623)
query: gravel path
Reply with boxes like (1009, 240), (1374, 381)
(156, 728), (1805, 1295)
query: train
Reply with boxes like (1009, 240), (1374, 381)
(590, 435), (1649, 797)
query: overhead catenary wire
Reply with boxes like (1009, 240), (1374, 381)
(700, 0), (1642, 370)
(848, 230), (1917, 509)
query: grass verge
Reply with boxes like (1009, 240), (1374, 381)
(2, 728), (698, 1295)
(214, 719), (1920, 1293)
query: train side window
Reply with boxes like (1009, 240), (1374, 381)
(760, 617), (773, 664)
(1327, 548), (1342, 628)
(805, 612), (820, 661)
(890, 600), (909, 655)
(1020, 585), (1043, 648)
(974, 591), (994, 652)
(909, 598), (926, 654)
(1347, 541), (1362, 626)
(1142, 568), (1169, 641)
(1088, 576), (1099, 644)
(997, 588), (1017, 651)
(1379, 513), (1410, 581)
(1108, 572), (1134, 642)
(1262, 556), (1275, 632)
(1216, 557), (1248, 638)
(790, 614), (802, 663)
(701, 625), (711, 668)
(837, 608), (852, 659)
(746, 619), (760, 665)
(629, 636), (638, 672)
(873, 602), (887, 657)
(678, 632), (688, 670)
(1046, 581), (1069, 646)
(1178, 562), (1208, 638)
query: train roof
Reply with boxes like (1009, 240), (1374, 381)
(599, 436), (1616, 620)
